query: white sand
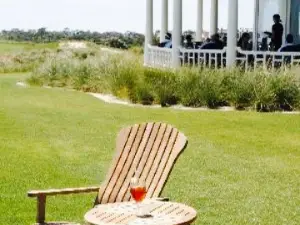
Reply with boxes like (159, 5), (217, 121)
(16, 81), (27, 87)
(59, 41), (87, 49)
(89, 93), (238, 112)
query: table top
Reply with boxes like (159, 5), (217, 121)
(84, 199), (197, 225)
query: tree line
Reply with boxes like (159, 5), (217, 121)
(0, 27), (253, 50)
(0, 28), (146, 49)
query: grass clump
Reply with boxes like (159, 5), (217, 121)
(0, 49), (54, 73)
(271, 71), (300, 111)
(109, 58), (142, 102)
(177, 68), (205, 107)
(28, 48), (300, 112)
(178, 68), (225, 108)
(144, 68), (179, 106)
(129, 46), (144, 55)
(221, 69), (256, 110)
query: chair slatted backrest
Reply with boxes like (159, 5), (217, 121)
(96, 122), (187, 204)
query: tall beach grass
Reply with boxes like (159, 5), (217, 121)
(26, 47), (300, 112)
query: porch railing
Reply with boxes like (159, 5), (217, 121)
(146, 45), (300, 70)
(147, 45), (172, 68)
(179, 48), (226, 69)
(236, 48), (300, 69)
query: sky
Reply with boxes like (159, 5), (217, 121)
(0, 0), (279, 33)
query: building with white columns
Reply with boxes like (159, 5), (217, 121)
(144, 0), (300, 69)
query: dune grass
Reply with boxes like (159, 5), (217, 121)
(0, 42), (58, 53)
(1, 74), (300, 225)
(0, 43), (58, 73)
(28, 48), (300, 112)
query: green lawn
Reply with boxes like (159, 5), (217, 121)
(0, 42), (58, 53)
(1, 74), (299, 225)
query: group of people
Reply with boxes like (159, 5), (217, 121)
(159, 14), (298, 53)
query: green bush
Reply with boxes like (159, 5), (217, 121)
(144, 68), (179, 106)
(135, 84), (155, 105)
(72, 49), (97, 60)
(197, 69), (226, 108)
(103, 54), (143, 102)
(178, 68), (226, 108)
(221, 69), (256, 109)
(271, 72), (300, 111)
(129, 46), (144, 55)
(0, 49), (54, 73)
(27, 47), (300, 112)
(252, 71), (276, 112)
(177, 68), (205, 107)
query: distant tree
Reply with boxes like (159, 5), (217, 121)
(0, 28), (155, 49)
(36, 27), (47, 42)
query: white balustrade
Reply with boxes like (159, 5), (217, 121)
(179, 47), (226, 69)
(145, 45), (300, 70)
(147, 45), (172, 68)
(236, 47), (300, 70)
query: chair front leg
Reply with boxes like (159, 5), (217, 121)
(36, 194), (46, 224)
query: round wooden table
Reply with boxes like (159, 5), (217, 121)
(84, 199), (197, 225)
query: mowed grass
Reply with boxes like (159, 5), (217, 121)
(1, 74), (300, 225)
(0, 42), (58, 53)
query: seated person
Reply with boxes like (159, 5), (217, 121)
(278, 34), (294, 52)
(194, 41), (203, 49)
(237, 32), (251, 50)
(260, 36), (269, 51)
(158, 32), (172, 47)
(164, 40), (172, 48)
(183, 34), (194, 49)
(199, 34), (223, 50)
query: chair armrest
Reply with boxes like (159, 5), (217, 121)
(28, 186), (100, 224)
(154, 197), (170, 202)
(28, 186), (100, 197)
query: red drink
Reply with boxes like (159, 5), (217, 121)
(130, 186), (147, 202)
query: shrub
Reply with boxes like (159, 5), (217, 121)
(0, 49), (54, 73)
(221, 69), (256, 110)
(108, 57), (142, 103)
(177, 68), (204, 107)
(198, 69), (226, 108)
(135, 84), (155, 105)
(84, 75), (110, 93)
(27, 75), (43, 86)
(27, 46), (300, 112)
(144, 68), (179, 107)
(178, 68), (227, 108)
(129, 46), (144, 55)
(271, 71), (300, 111)
(251, 72), (278, 111)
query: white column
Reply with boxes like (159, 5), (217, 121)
(258, 0), (265, 32)
(210, 0), (218, 36)
(160, 0), (168, 42)
(279, 0), (288, 38)
(286, 0), (291, 35)
(144, 0), (153, 65)
(253, 0), (259, 51)
(196, 0), (203, 41)
(226, 0), (238, 67)
(172, 0), (182, 68)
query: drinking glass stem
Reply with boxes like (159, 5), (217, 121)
(137, 202), (142, 216)
(136, 202), (141, 216)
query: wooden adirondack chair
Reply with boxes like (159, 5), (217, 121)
(28, 122), (188, 225)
